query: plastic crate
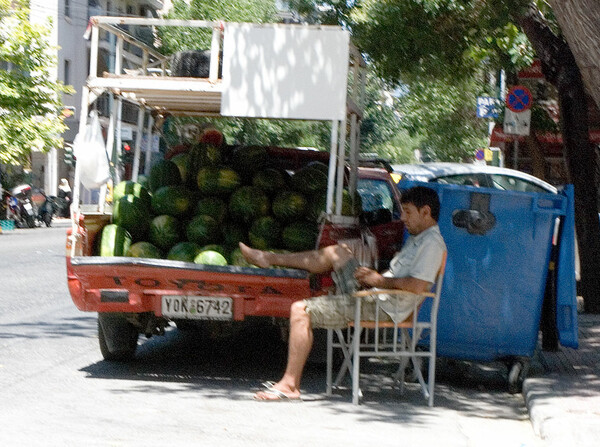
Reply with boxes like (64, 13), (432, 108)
(0, 220), (15, 231)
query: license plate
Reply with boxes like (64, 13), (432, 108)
(161, 295), (233, 320)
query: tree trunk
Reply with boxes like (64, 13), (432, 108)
(518, 5), (600, 313)
(548, 0), (600, 111)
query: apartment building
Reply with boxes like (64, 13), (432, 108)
(28, 0), (163, 195)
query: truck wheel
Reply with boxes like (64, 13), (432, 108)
(98, 313), (139, 361)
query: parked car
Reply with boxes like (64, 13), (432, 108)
(391, 162), (558, 194)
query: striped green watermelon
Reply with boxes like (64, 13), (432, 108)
(252, 168), (289, 196)
(100, 224), (132, 257)
(231, 145), (269, 180)
(186, 215), (220, 246)
(112, 181), (151, 209)
(309, 189), (362, 221)
(282, 221), (319, 252)
(290, 163), (328, 195)
(195, 197), (227, 223)
(196, 167), (241, 196)
(112, 194), (150, 240)
(151, 186), (193, 216)
(222, 222), (248, 247)
(200, 244), (227, 257)
(126, 241), (162, 258)
(149, 215), (181, 251)
(148, 159), (181, 192)
(249, 216), (281, 249)
(194, 250), (228, 266)
(229, 247), (257, 267)
(167, 242), (201, 262)
(272, 191), (308, 222)
(229, 186), (270, 224)
(170, 153), (191, 184)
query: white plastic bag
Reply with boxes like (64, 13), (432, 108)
(73, 111), (110, 189)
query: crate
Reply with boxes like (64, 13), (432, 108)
(0, 220), (16, 231)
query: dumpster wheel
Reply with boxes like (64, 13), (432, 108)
(507, 360), (529, 394)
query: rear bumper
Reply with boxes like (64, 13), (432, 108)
(66, 256), (318, 320)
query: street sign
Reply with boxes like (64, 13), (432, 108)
(475, 149), (485, 160)
(506, 85), (533, 113)
(476, 96), (499, 118)
(503, 108), (531, 136)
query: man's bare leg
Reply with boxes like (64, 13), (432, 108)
(239, 242), (353, 273)
(254, 300), (311, 400)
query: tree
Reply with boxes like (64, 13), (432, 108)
(0, 1), (73, 166)
(335, 0), (600, 311)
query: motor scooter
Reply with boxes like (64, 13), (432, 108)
(10, 184), (36, 228)
(36, 190), (55, 227)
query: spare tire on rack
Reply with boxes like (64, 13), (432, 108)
(171, 50), (222, 78)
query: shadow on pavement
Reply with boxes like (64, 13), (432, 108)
(79, 320), (529, 423)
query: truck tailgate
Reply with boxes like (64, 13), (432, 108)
(67, 256), (315, 320)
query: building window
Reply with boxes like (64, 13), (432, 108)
(65, 0), (71, 17)
(64, 59), (71, 86)
(126, 5), (134, 16)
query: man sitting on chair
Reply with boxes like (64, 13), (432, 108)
(240, 186), (446, 401)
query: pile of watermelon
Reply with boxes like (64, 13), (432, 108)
(99, 127), (360, 267)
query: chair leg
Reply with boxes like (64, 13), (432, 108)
(334, 328), (354, 386)
(351, 329), (361, 405)
(428, 354), (436, 407)
(326, 329), (333, 395)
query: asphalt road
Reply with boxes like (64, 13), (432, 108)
(0, 221), (542, 446)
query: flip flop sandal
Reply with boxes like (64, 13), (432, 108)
(254, 383), (302, 402)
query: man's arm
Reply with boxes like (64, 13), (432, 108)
(354, 267), (432, 294)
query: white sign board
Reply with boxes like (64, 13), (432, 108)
(221, 24), (350, 120)
(503, 108), (531, 136)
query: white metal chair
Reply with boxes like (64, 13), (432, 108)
(326, 252), (447, 407)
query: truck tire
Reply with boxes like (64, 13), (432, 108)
(98, 313), (139, 361)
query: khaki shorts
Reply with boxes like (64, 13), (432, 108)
(304, 259), (422, 329)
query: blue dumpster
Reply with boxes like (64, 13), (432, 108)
(398, 181), (578, 363)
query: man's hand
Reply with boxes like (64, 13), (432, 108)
(354, 266), (384, 288)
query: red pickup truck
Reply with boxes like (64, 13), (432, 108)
(66, 156), (404, 361)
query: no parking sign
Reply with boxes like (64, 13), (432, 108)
(506, 85), (532, 113)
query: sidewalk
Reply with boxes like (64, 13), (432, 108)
(523, 309), (600, 446)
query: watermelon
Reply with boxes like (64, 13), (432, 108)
(229, 186), (270, 224)
(196, 167), (241, 196)
(272, 191), (308, 222)
(199, 127), (224, 147)
(222, 222), (248, 247)
(290, 163), (328, 195)
(252, 168), (289, 195)
(137, 175), (149, 190)
(194, 250), (228, 266)
(165, 143), (191, 160)
(228, 247), (257, 267)
(282, 221), (319, 252)
(112, 194), (150, 240)
(309, 189), (362, 221)
(126, 241), (162, 258)
(231, 145), (269, 180)
(195, 197), (227, 223)
(186, 215), (220, 246)
(100, 224), (132, 257)
(249, 216), (281, 249)
(170, 153), (191, 184)
(112, 181), (151, 209)
(151, 186), (193, 216)
(149, 215), (181, 250)
(149, 159), (181, 192)
(200, 244), (227, 257)
(167, 242), (201, 262)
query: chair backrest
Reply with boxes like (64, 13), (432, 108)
(428, 250), (447, 337)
